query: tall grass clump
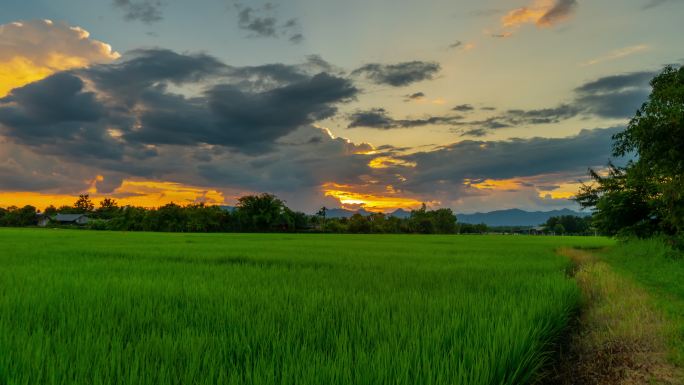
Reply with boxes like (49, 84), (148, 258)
(0, 229), (612, 385)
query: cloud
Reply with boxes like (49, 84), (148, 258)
(347, 108), (463, 129)
(448, 41), (476, 51)
(400, 127), (620, 194)
(643, 0), (677, 9)
(352, 61), (441, 87)
(492, 32), (513, 38)
(581, 45), (650, 66)
(456, 71), (654, 136)
(537, 0), (578, 26)
(405, 92), (426, 101)
(234, 3), (303, 43)
(0, 49), (358, 158)
(0, 20), (120, 96)
(573, 71), (654, 118)
(112, 0), (164, 24)
(502, 0), (578, 29)
(452, 104), (475, 112)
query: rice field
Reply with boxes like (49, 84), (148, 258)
(0, 229), (613, 385)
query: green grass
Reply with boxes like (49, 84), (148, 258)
(0, 229), (612, 385)
(600, 238), (684, 366)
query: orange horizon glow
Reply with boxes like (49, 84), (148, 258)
(0, 179), (227, 211)
(323, 182), (426, 212)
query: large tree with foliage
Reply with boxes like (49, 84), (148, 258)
(74, 194), (95, 213)
(235, 193), (287, 232)
(576, 65), (684, 239)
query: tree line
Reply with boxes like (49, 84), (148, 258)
(0, 194), (473, 234)
(1, 194), (599, 235)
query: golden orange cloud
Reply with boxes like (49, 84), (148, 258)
(464, 177), (580, 200)
(501, 0), (576, 30)
(464, 178), (524, 191)
(0, 179), (227, 211)
(322, 182), (425, 212)
(0, 20), (119, 96)
(502, 3), (549, 28)
(368, 156), (417, 169)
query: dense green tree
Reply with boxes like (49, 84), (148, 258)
(409, 204), (435, 234)
(1, 206), (37, 227)
(576, 66), (684, 239)
(348, 213), (371, 233)
(543, 215), (591, 235)
(95, 198), (119, 219)
(235, 193), (286, 232)
(432, 208), (457, 234)
(458, 223), (488, 234)
(43, 205), (58, 217)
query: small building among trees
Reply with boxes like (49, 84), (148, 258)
(48, 214), (90, 226)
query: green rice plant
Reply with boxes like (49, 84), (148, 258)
(0, 229), (612, 385)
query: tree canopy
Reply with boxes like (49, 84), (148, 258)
(576, 65), (684, 242)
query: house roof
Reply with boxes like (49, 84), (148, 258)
(53, 214), (88, 222)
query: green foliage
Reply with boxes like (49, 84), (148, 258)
(576, 66), (684, 239)
(235, 193), (289, 232)
(0, 229), (613, 385)
(407, 204), (457, 234)
(0, 205), (37, 227)
(74, 194), (95, 212)
(543, 215), (592, 235)
(457, 223), (489, 234)
(347, 213), (371, 233)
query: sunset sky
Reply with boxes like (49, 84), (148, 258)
(0, 0), (682, 213)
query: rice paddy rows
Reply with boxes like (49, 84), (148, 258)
(0, 229), (613, 385)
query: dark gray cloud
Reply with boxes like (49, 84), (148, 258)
(0, 49), (358, 158)
(458, 128), (488, 137)
(538, 0), (578, 26)
(449, 41), (463, 49)
(502, 104), (581, 125)
(235, 3), (303, 43)
(405, 92), (425, 101)
(347, 108), (463, 129)
(456, 71), (654, 137)
(572, 71), (653, 118)
(113, 0), (164, 24)
(352, 61), (441, 87)
(453, 104), (475, 112)
(400, 127), (621, 191)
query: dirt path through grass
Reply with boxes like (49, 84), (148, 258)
(549, 248), (683, 385)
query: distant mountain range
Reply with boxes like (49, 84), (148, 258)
(325, 208), (411, 219)
(220, 205), (588, 227)
(456, 208), (589, 227)
(325, 207), (588, 226)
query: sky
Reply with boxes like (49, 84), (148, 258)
(0, 0), (682, 213)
